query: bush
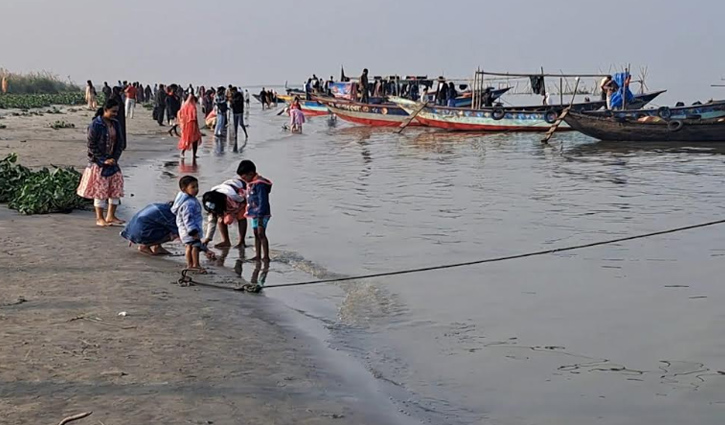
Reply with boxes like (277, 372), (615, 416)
(0, 68), (81, 94)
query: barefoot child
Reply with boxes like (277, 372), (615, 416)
(201, 178), (247, 248)
(171, 176), (208, 272)
(237, 160), (272, 262)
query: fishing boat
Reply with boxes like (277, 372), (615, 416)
(293, 99), (329, 116)
(586, 99), (725, 120)
(315, 96), (420, 127)
(390, 91), (663, 132)
(564, 112), (725, 142)
(252, 93), (285, 104)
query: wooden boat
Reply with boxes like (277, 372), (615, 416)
(294, 99), (329, 116)
(252, 93), (285, 104)
(564, 112), (725, 142)
(586, 99), (725, 120)
(315, 97), (420, 127)
(390, 91), (663, 132)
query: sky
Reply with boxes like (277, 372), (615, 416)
(2, 0), (724, 103)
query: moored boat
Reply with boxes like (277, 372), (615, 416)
(390, 91), (663, 132)
(564, 112), (725, 142)
(586, 99), (725, 120)
(316, 97), (419, 127)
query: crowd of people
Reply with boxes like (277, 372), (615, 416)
(77, 82), (272, 275)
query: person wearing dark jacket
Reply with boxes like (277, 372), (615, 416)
(165, 85), (181, 135)
(154, 84), (167, 126)
(110, 87), (127, 149)
(230, 87), (248, 150)
(76, 98), (126, 227)
(102, 82), (112, 101)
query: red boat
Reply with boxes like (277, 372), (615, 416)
(315, 97), (421, 127)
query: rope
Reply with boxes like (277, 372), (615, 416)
(261, 218), (725, 289)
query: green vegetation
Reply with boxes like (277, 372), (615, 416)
(0, 69), (80, 94)
(0, 93), (85, 109)
(49, 120), (75, 130)
(0, 153), (90, 215)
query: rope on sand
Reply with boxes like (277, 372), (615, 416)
(177, 218), (725, 290)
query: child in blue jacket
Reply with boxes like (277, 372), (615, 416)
(171, 175), (208, 272)
(237, 160), (272, 262)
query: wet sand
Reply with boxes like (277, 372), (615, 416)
(0, 106), (392, 425)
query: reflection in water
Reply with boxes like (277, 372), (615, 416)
(251, 261), (269, 286)
(566, 140), (725, 157)
(178, 159), (199, 174)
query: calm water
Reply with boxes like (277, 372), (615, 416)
(125, 107), (725, 425)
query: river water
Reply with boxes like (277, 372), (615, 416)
(125, 106), (725, 425)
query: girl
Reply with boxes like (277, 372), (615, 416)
(289, 97), (305, 133)
(76, 98), (125, 227)
(177, 95), (202, 159)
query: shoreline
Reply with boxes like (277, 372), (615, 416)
(0, 106), (404, 425)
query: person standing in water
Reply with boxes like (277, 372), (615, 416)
(230, 87), (248, 150)
(177, 95), (202, 160)
(214, 86), (229, 153)
(76, 98), (126, 227)
(237, 160), (272, 263)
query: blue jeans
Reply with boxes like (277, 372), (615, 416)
(233, 113), (247, 140)
(215, 110), (227, 137)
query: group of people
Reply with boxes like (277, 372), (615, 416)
(257, 88), (278, 109)
(303, 74), (335, 100)
(76, 96), (272, 272)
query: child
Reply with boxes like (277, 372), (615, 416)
(201, 178), (247, 248)
(236, 160), (272, 262)
(289, 96), (305, 133)
(171, 175), (208, 272)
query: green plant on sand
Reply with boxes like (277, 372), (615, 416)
(0, 153), (90, 215)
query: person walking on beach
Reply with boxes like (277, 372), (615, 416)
(259, 88), (268, 110)
(102, 82), (112, 101)
(85, 80), (98, 110)
(171, 176), (209, 273)
(144, 84), (152, 104)
(230, 87), (248, 150)
(124, 83), (137, 119)
(201, 178), (247, 248)
(76, 98), (126, 227)
(178, 95), (202, 160)
(154, 84), (167, 126)
(110, 87), (127, 149)
(237, 160), (272, 263)
(166, 85), (182, 135)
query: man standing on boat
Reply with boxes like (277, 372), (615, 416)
(359, 69), (370, 103)
(601, 76), (619, 109)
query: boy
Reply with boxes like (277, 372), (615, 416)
(236, 160), (272, 262)
(171, 175), (208, 272)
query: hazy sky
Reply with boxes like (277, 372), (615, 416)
(2, 0), (724, 103)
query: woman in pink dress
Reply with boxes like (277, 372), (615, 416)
(177, 95), (202, 159)
(76, 98), (125, 227)
(289, 96), (305, 133)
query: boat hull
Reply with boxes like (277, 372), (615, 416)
(564, 112), (725, 142)
(393, 98), (565, 132)
(317, 98), (419, 127)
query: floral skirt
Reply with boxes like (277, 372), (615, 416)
(76, 163), (124, 200)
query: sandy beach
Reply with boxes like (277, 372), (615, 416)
(0, 106), (389, 425)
